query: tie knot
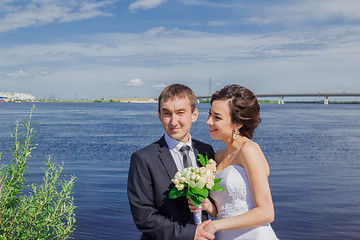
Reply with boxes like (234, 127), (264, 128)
(180, 145), (190, 154)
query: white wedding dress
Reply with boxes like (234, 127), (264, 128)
(210, 165), (278, 240)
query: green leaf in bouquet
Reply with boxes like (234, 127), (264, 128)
(189, 195), (201, 208)
(189, 193), (205, 208)
(185, 189), (197, 207)
(214, 178), (222, 184)
(197, 152), (209, 167)
(191, 187), (209, 198)
(169, 187), (186, 199)
(187, 187), (208, 208)
(211, 178), (225, 191)
(211, 184), (225, 192)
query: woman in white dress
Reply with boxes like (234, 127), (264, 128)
(189, 84), (278, 239)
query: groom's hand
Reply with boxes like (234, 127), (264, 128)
(194, 219), (215, 240)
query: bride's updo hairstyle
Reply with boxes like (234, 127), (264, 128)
(211, 84), (261, 139)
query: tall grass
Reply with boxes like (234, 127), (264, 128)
(0, 106), (76, 239)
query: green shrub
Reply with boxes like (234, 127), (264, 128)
(0, 106), (76, 239)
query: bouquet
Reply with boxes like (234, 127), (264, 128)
(168, 153), (225, 224)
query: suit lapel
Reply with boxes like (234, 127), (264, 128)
(192, 140), (201, 167)
(158, 136), (178, 179)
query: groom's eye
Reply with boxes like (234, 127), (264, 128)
(162, 111), (170, 116)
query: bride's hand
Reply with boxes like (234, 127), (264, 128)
(204, 220), (217, 235)
(188, 198), (212, 213)
(188, 198), (200, 213)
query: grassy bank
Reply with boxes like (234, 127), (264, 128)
(6, 98), (360, 104)
(35, 98), (157, 103)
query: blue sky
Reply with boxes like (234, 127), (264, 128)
(1, 0), (360, 99)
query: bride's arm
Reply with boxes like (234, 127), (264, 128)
(206, 142), (275, 233)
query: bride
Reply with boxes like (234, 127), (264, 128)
(189, 84), (278, 239)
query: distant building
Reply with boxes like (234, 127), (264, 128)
(0, 92), (36, 102)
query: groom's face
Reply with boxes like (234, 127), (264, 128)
(158, 96), (198, 143)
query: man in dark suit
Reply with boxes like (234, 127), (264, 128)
(127, 84), (215, 240)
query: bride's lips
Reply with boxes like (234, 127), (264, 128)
(208, 128), (217, 133)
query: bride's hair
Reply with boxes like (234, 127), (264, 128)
(158, 84), (197, 113)
(211, 84), (261, 139)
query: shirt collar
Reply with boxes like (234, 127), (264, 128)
(164, 133), (192, 153)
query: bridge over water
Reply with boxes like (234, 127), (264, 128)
(197, 92), (360, 105)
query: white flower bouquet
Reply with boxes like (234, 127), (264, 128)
(168, 153), (225, 224)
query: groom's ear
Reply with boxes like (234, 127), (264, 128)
(191, 108), (198, 122)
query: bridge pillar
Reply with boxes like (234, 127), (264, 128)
(324, 96), (329, 105)
(277, 97), (284, 104)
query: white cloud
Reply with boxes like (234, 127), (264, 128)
(0, 0), (116, 32)
(240, 17), (276, 25)
(152, 84), (166, 88)
(142, 26), (167, 38)
(207, 21), (230, 27)
(127, 78), (144, 87)
(1, 24), (360, 68)
(5, 69), (29, 78)
(2, 1), (360, 98)
(250, 0), (360, 26)
(300, 0), (360, 20)
(5, 67), (48, 79)
(129, 0), (167, 11)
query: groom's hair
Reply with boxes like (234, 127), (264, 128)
(158, 84), (197, 113)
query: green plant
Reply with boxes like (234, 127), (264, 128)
(0, 106), (76, 239)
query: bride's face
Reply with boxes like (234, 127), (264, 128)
(207, 99), (237, 140)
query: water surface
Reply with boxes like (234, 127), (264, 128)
(0, 102), (359, 239)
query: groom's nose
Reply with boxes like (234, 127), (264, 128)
(169, 113), (179, 126)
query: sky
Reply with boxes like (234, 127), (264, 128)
(1, 0), (360, 100)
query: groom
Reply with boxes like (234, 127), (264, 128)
(127, 84), (215, 240)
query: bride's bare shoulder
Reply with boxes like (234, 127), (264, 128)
(214, 148), (226, 164)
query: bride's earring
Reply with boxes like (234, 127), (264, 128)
(233, 128), (240, 140)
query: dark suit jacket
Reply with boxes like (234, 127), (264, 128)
(127, 135), (214, 240)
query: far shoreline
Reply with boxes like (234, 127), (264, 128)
(1, 98), (360, 104)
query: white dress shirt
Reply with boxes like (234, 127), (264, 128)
(164, 133), (197, 171)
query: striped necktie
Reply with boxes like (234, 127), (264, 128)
(180, 145), (191, 168)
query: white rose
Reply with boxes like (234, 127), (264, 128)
(176, 183), (184, 190)
(206, 179), (215, 189)
(179, 177), (186, 183)
(195, 177), (206, 189)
